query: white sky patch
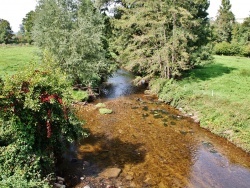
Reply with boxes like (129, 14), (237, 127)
(0, 0), (37, 33)
(0, 0), (249, 33)
(208, 0), (249, 19)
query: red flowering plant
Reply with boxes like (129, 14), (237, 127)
(0, 59), (86, 185)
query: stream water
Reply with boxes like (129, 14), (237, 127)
(59, 69), (250, 188)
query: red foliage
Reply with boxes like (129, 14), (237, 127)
(40, 92), (67, 138)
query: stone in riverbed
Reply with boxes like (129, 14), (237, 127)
(84, 185), (91, 188)
(95, 103), (106, 108)
(126, 175), (134, 180)
(54, 183), (65, 188)
(99, 168), (122, 178)
(99, 108), (113, 114)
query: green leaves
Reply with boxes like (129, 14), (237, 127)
(111, 0), (211, 80)
(0, 19), (13, 44)
(0, 55), (85, 186)
(33, 0), (115, 86)
(214, 0), (235, 43)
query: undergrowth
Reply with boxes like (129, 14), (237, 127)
(152, 55), (250, 151)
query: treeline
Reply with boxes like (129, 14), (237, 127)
(0, 11), (35, 44)
(212, 0), (250, 56)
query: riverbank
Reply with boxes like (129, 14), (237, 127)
(151, 55), (250, 152)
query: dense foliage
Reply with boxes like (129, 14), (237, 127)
(0, 55), (86, 187)
(33, 0), (116, 86)
(211, 1), (250, 57)
(19, 11), (36, 44)
(109, 0), (211, 80)
(0, 19), (13, 44)
(213, 0), (235, 43)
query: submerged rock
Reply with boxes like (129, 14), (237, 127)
(99, 168), (122, 178)
(142, 113), (149, 118)
(170, 121), (176, 125)
(95, 103), (106, 108)
(153, 114), (163, 119)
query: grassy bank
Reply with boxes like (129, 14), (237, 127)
(0, 45), (88, 101)
(0, 45), (40, 76)
(154, 55), (250, 151)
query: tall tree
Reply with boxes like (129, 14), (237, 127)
(110, 0), (211, 80)
(214, 0), (235, 42)
(33, 0), (115, 86)
(0, 19), (13, 44)
(22, 11), (36, 44)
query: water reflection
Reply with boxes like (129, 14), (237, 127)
(100, 69), (144, 99)
(189, 146), (250, 188)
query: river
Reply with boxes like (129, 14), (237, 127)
(59, 69), (250, 188)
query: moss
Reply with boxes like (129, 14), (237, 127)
(99, 108), (113, 114)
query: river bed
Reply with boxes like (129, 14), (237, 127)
(58, 69), (250, 188)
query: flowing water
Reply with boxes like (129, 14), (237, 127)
(59, 69), (250, 188)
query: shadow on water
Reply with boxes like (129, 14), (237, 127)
(57, 132), (146, 187)
(182, 63), (236, 81)
(78, 133), (146, 174)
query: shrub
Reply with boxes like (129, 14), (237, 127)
(241, 44), (250, 57)
(0, 59), (86, 186)
(214, 42), (241, 56)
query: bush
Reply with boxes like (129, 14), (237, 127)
(241, 44), (250, 57)
(214, 42), (242, 56)
(158, 79), (184, 107)
(0, 59), (86, 186)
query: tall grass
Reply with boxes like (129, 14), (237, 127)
(0, 45), (40, 77)
(157, 55), (250, 151)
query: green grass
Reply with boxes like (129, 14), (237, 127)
(158, 55), (250, 151)
(0, 45), (40, 77)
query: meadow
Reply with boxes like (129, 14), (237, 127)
(0, 45), (40, 77)
(158, 55), (250, 151)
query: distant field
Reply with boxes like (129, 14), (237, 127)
(0, 45), (39, 77)
(159, 55), (250, 151)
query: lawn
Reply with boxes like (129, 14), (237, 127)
(158, 55), (250, 151)
(0, 45), (40, 77)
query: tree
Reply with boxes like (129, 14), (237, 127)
(33, 0), (115, 86)
(232, 16), (250, 45)
(110, 0), (211, 80)
(22, 11), (36, 44)
(214, 0), (235, 42)
(0, 19), (13, 44)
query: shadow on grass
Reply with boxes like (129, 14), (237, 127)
(182, 63), (236, 81)
(57, 132), (146, 187)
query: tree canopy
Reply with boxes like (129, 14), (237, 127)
(21, 11), (36, 44)
(109, 0), (211, 80)
(0, 19), (13, 44)
(33, 0), (116, 86)
(214, 0), (235, 43)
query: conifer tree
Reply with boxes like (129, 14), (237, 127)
(110, 0), (211, 80)
(214, 0), (235, 42)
